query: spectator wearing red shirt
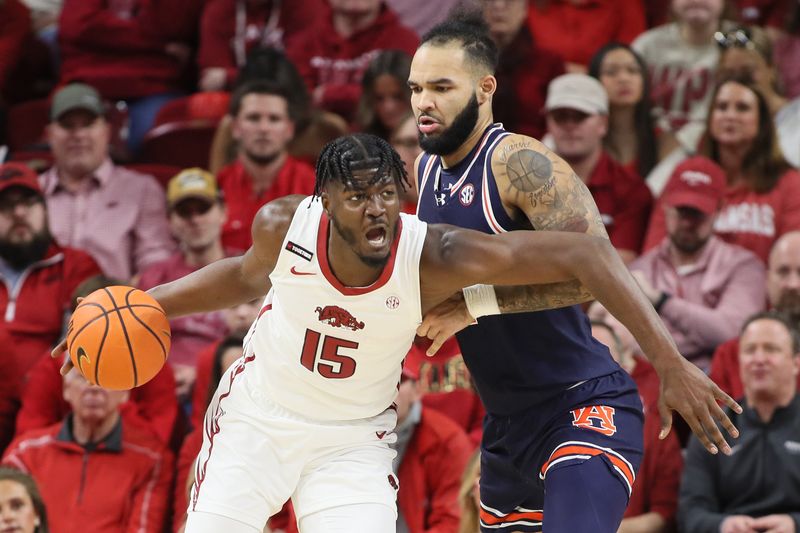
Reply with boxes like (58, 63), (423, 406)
(526, 0), (646, 72)
(3, 369), (173, 533)
(391, 363), (474, 533)
(188, 299), (261, 428)
(643, 78), (800, 263)
(138, 169), (236, 401)
(14, 275), (178, 447)
(711, 231), (800, 399)
(216, 81), (316, 250)
(57, 0), (201, 153)
(631, 157), (766, 371)
(545, 73), (652, 261)
(197, 0), (325, 92)
(590, 319), (682, 532)
(483, 0), (565, 140)
(285, 0), (418, 121)
(0, 0), (30, 96)
(405, 338), (484, 447)
(0, 163), (101, 453)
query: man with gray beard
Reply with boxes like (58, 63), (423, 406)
(630, 156), (766, 372)
(711, 230), (800, 398)
(0, 162), (101, 453)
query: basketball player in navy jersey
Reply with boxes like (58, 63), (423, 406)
(409, 17), (742, 532)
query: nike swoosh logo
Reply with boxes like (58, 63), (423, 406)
(76, 346), (91, 373)
(291, 266), (315, 276)
(376, 431), (387, 439)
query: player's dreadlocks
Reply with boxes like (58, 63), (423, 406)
(313, 133), (410, 198)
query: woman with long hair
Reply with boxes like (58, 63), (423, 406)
(0, 467), (49, 533)
(457, 451), (481, 533)
(715, 25), (800, 168)
(644, 76), (800, 262)
(355, 49), (412, 141)
(588, 42), (658, 179)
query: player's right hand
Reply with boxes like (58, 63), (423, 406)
(417, 292), (475, 356)
(656, 355), (741, 456)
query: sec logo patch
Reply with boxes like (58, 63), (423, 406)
(459, 184), (475, 206)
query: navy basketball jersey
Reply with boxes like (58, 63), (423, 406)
(416, 123), (620, 416)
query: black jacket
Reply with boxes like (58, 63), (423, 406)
(678, 395), (800, 532)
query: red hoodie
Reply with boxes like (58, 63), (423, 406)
(0, 243), (101, 385)
(198, 0), (326, 87)
(285, 4), (418, 120)
(58, 0), (191, 99)
(397, 408), (474, 533)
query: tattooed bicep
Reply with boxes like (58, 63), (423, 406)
(504, 149), (553, 192)
(493, 137), (607, 237)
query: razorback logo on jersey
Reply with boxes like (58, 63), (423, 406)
(315, 305), (365, 331)
(571, 405), (617, 436)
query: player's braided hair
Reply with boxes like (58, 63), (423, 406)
(313, 133), (410, 198)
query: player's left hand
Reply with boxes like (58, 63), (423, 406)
(417, 292), (474, 356)
(656, 355), (741, 455)
(751, 514), (796, 533)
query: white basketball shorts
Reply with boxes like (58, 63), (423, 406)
(187, 355), (400, 531)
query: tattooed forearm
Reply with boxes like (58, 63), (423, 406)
(495, 280), (594, 313)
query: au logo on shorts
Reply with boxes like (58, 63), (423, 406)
(571, 405), (617, 436)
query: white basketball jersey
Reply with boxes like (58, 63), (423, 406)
(246, 196), (428, 421)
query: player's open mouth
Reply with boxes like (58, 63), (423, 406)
(418, 116), (440, 134)
(366, 227), (387, 247)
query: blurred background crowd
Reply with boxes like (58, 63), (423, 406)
(0, 0), (800, 532)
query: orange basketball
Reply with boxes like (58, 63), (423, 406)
(67, 286), (171, 391)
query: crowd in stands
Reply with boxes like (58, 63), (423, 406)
(1, 0), (800, 532)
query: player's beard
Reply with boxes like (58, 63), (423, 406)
(419, 93), (479, 156)
(0, 228), (52, 270)
(329, 215), (394, 269)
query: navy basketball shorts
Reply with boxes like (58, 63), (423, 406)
(479, 370), (644, 532)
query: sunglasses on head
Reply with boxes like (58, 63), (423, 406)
(714, 29), (755, 50)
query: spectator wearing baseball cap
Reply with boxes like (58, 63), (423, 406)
(629, 156), (766, 371)
(545, 73), (652, 263)
(40, 83), (175, 282)
(0, 162), (101, 454)
(137, 168), (239, 403)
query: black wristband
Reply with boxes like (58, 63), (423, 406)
(654, 292), (671, 312)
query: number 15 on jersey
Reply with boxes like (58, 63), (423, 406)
(300, 329), (359, 379)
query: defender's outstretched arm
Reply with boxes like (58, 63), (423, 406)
(420, 224), (742, 456)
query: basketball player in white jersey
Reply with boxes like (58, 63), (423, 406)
(53, 134), (737, 533)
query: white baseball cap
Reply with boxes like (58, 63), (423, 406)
(545, 73), (609, 115)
